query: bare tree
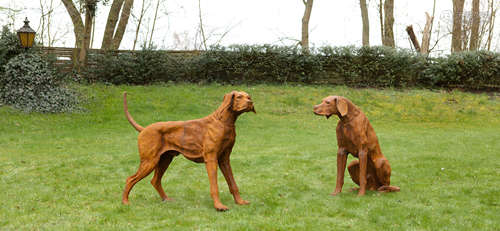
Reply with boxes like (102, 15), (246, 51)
(420, 12), (434, 54)
(469, 0), (480, 50)
(101, 0), (135, 50)
(61, 0), (85, 48)
(486, 0), (497, 50)
(382, 0), (395, 47)
(301, 0), (314, 52)
(451, 0), (465, 52)
(78, 1), (96, 70)
(148, 0), (161, 48)
(360, 0), (369, 46)
(420, 0), (436, 54)
(378, 0), (384, 43)
(101, 0), (124, 49)
(198, 0), (207, 50)
(132, 0), (149, 50)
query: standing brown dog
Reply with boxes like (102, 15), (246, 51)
(313, 96), (399, 196)
(122, 91), (255, 211)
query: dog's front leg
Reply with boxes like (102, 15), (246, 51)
(219, 157), (249, 205)
(205, 157), (229, 211)
(332, 148), (348, 196)
(357, 149), (368, 196)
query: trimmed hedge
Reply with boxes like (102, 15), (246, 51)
(86, 45), (500, 90)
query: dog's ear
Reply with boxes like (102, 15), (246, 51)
(222, 91), (237, 110)
(335, 97), (348, 117)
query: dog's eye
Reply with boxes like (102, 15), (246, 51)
(326, 101), (330, 104)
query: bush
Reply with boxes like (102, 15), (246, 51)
(319, 46), (428, 87)
(0, 26), (23, 76)
(85, 44), (499, 90)
(87, 47), (186, 84)
(423, 51), (500, 89)
(0, 53), (78, 113)
(188, 45), (324, 84)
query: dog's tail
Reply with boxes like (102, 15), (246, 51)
(123, 92), (144, 132)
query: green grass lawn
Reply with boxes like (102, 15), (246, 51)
(1, 84), (499, 230)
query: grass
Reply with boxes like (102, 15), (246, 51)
(1, 84), (499, 230)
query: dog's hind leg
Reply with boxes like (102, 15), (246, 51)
(151, 153), (174, 201)
(373, 158), (400, 192)
(348, 159), (380, 191)
(122, 158), (158, 205)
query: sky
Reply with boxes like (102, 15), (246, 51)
(1, 0), (499, 54)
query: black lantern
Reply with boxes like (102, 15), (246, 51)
(17, 17), (36, 49)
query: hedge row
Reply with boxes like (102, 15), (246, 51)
(84, 45), (499, 90)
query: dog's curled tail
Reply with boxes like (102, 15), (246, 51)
(123, 92), (144, 132)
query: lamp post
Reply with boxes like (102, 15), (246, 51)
(17, 17), (36, 49)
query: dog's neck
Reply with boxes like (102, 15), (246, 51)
(211, 104), (241, 126)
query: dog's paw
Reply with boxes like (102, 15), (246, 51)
(235, 199), (250, 205)
(330, 191), (341, 196)
(162, 197), (174, 202)
(214, 203), (229, 211)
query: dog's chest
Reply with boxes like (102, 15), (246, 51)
(337, 123), (362, 156)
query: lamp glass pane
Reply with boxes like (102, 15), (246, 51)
(27, 33), (35, 47)
(20, 33), (28, 48)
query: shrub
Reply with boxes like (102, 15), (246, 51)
(319, 46), (428, 87)
(0, 26), (23, 76)
(188, 45), (324, 84)
(84, 44), (498, 90)
(423, 51), (500, 89)
(0, 52), (78, 113)
(87, 47), (186, 84)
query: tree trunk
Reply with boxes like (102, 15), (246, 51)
(451, 0), (465, 52)
(378, 0), (384, 44)
(133, 0), (147, 50)
(486, 0), (496, 51)
(421, 12), (433, 54)
(101, 0), (124, 50)
(383, 0), (395, 47)
(469, 0), (480, 50)
(360, 0), (369, 46)
(301, 0), (314, 52)
(198, 0), (207, 50)
(112, 0), (134, 49)
(60, 0), (84, 48)
(78, 2), (94, 70)
(406, 25), (420, 52)
(148, 0), (161, 48)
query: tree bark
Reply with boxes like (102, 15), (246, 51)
(78, 1), (95, 70)
(112, 0), (134, 49)
(301, 0), (314, 52)
(378, 0), (384, 44)
(383, 0), (395, 47)
(421, 12), (433, 54)
(360, 0), (369, 46)
(469, 0), (480, 50)
(148, 0), (161, 48)
(486, 0), (495, 51)
(60, 0), (84, 48)
(101, 0), (124, 49)
(451, 0), (465, 52)
(406, 25), (420, 52)
(198, 0), (207, 50)
(133, 0), (147, 50)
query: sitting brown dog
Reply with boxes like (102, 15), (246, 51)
(122, 91), (255, 211)
(313, 96), (399, 196)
